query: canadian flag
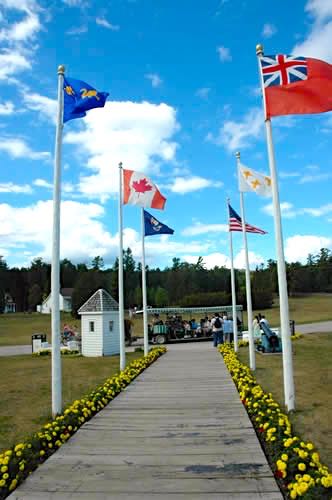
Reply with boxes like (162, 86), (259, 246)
(123, 169), (166, 210)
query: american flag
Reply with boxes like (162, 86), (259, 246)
(228, 204), (267, 234)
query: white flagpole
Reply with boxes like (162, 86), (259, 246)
(141, 208), (149, 356)
(227, 199), (239, 352)
(236, 152), (256, 370)
(256, 44), (295, 411)
(118, 162), (126, 371)
(51, 65), (65, 417)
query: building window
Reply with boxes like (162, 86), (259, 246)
(89, 321), (95, 332)
(109, 321), (114, 332)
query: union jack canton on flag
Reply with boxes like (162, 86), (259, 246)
(261, 55), (308, 88)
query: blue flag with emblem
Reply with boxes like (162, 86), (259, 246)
(144, 210), (174, 237)
(63, 77), (109, 123)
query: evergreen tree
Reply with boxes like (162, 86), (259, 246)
(28, 284), (42, 310)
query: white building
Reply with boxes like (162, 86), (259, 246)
(78, 289), (120, 357)
(37, 288), (73, 314)
(4, 292), (16, 313)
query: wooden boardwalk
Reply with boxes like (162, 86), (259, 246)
(11, 342), (282, 499)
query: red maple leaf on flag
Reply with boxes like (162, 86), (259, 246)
(132, 178), (152, 194)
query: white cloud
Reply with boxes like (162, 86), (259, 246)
(145, 235), (212, 263)
(217, 46), (232, 62)
(23, 92), (57, 123)
(0, 101), (15, 115)
(66, 25), (88, 35)
(299, 172), (332, 183)
(293, 0), (332, 62)
(263, 201), (332, 218)
(145, 73), (162, 88)
(262, 202), (297, 218)
(96, 17), (120, 30)
(293, 20), (332, 62)
(64, 100), (179, 200)
(207, 107), (263, 152)
(0, 200), (115, 263)
(262, 23), (277, 38)
(0, 0), (42, 45)
(182, 222), (228, 236)
(183, 249), (264, 270)
(305, 0), (332, 21)
(33, 179), (52, 189)
(0, 182), (32, 194)
(303, 203), (332, 216)
(0, 11), (41, 42)
(279, 171), (301, 179)
(234, 249), (265, 269)
(196, 87), (211, 99)
(0, 137), (50, 160)
(62, 0), (87, 5)
(0, 51), (31, 80)
(285, 234), (332, 263)
(168, 176), (222, 194)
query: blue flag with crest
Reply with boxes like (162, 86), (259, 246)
(63, 77), (109, 123)
(144, 210), (174, 237)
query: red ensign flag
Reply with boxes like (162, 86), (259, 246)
(260, 54), (332, 118)
(123, 169), (166, 210)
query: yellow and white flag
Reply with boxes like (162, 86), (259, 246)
(238, 163), (272, 197)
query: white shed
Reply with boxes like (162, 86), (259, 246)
(78, 289), (120, 357)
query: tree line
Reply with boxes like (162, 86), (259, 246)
(0, 248), (331, 316)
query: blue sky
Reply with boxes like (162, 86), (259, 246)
(0, 0), (331, 269)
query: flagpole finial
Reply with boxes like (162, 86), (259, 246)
(57, 65), (65, 75)
(235, 151), (241, 160)
(256, 44), (264, 56)
(119, 162), (123, 168)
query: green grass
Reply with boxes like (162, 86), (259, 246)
(0, 352), (142, 453)
(0, 312), (79, 346)
(237, 333), (332, 469)
(0, 294), (331, 345)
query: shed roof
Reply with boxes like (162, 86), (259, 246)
(78, 289), (119, 314)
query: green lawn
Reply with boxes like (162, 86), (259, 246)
(242, 293), (332, 328)
(0, 352), (142, 453)
(237, 333), (332, 469)
(0, 312), (79, 346)
(0, 294), (331, 345)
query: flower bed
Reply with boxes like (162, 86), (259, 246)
(33, 349), (81, 356)
(0, 347), (166, 499)
(219, 343), (331, 499)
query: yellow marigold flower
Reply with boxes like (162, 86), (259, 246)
(312, 452), (320, 463)
(0, 479), (6, 487)
(321, 475), (332, 488)
(2, 473), (9, 480)
(276, 460), (287, 471)
(281, 454), (288, 462)
(296, 482), (309, 495)
(8, 481), (17, 493)
(40, 450), (45, 456)
(290, 490), (297, 499)
(4, 450), (12, 457)
(298, 463), (306, 471)
(302, 474), (311, 482)
(1, 466), (8, 473)
(306, 443), (314, 450)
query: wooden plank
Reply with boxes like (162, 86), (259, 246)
(9, 343), (282, 499)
